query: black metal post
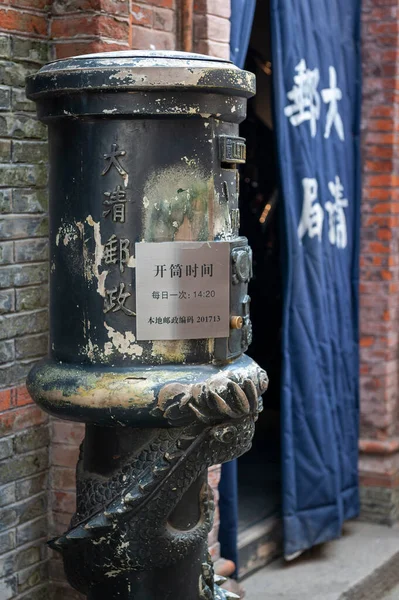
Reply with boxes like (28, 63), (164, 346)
(26, 51), (268, 599)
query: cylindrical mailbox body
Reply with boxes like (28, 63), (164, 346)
(26, 51), (263, 427)
(26, 52), (267, 600)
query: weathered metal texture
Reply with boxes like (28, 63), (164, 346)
(26, 51), (266, 600)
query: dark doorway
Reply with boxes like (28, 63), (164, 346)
(237, 0), (282, 575)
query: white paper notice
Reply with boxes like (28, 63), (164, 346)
(135, 241), (230, 341)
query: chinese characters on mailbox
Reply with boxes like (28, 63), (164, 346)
(154, 263), (214, 279)
(100, 143), (135, 316)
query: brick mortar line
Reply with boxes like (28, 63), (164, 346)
(2, 332), (48, 339)
(3, 355), (46, 364)
(363, 138), (399, 143)
(3, 357), (46, 364)
(0, 536), (49, 560)
(0, 29), (48, 41)
(51, 441), (83, 449)
(0, 195), (48, 201)
(0, 360), (46, 374)
(0, 215), (48, 219)
(10, 189), (48, 194)
(197, 38), (229, 46)
(1, 58), (48, 67)
(0, 478), (49, 500)
(16, 514), (47, 528)
(0, 357), (47, 370)
(51, 509), (76, 517)
(130, 3), (174, 10)
(0, 514), (49, 537)
(365, 19), (399, 26)
(1, 61), (48, 67)
(0, 111), (39, 116)
(17, 583), (51, 600)
(1, 186), (48, 190)
(0, 383), (46, 399)
(0, 165), (48, 169)
(0, 142), (47, 148)
(0, 31), (48, 40)
(9, 142), (49, 148)
(11, 556), (49, 576)
(0, 275), (49, 282)
(0, 217), (48, 220)
(364, 18), (399, 24)
(198, 11), (231, 19)
(0, 6), (51, 17)
(1, 252), (49, 260)
(0, 230), (48, 234)
(0, 458), (48, 480)
(0, 145), (47, 149)
(0, 308), (48, 318)
(0, 260), (48, 267)
(1, 258), (49, 268)
(0, 282), (49, 290)
(51, 10), (130, 20)
(0, 139), (48, 144)
(47, 580), (74, 588)
(0, 283), (48, 292)
(52, 36), (130, 44)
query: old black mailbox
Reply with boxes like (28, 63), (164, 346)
(26, 51), (268, 600)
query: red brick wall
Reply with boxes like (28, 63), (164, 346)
(49, 421), (83, 599)
(51, 0), (130, 60)
(194, 0), (231, 59)
(51, 0), (177, 60)
(0, 388), (50, 599)
(0, 0), (51, 595)
(0, 387), (50, 594)
(130, 0), (177, 50)
(359, 0), (399, 523)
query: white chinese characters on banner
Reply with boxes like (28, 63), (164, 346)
(298, 176), (348, 249)
(326, 176), (348, 248)
(297, 178), (324, 242)
(283, 59), (320, 138)
(285, 60), (345, 140)
(321, 67), (345, 141)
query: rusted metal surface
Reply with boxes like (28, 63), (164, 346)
(26, 51), (265, 600)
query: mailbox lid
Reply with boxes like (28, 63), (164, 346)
(26, 50), (256, 100)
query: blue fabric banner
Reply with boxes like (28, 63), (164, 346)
(218, 460), (239, 575)
(270, 1), (362, 557)
(230, 0), (256, 69)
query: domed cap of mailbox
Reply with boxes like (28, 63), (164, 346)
(26, 50), (256, 100)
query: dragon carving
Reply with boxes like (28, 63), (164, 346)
(51, 366), (268, 599)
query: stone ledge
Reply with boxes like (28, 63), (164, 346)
(243, 521), (399, 600)
(238, 516), (282, 580)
